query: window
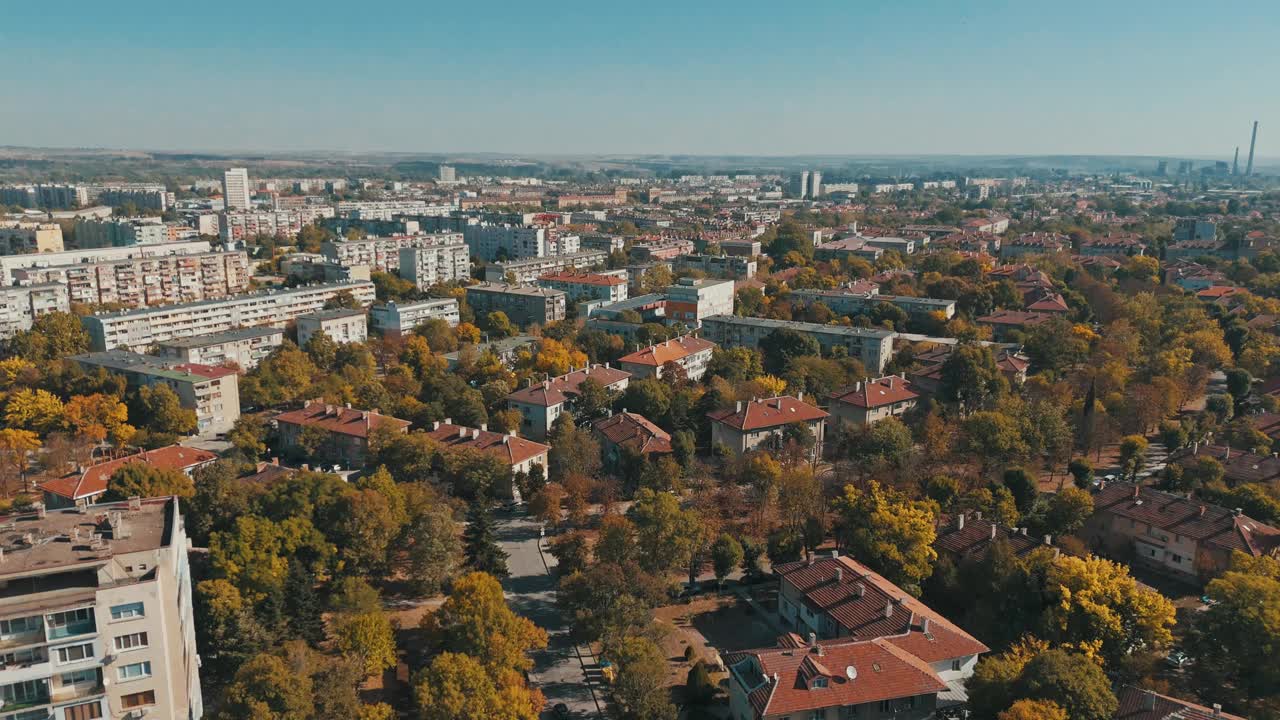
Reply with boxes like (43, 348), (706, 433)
(110, 602), (145, 621)
(118, 661), (152, 681)
(0, 616), (38, 635)
(121, 690), (155, 709)
(951, 659), (962, 671)
(60, 669), (97, 686)
(810, 712), (824, 720)
(114, 632), (149, 651)
(63, 702), (102, 720)
(813, 677), (828, 689)
(55, 643), (94, 664)
(879, 701), (892, 713)
(48, 608), (93, 629)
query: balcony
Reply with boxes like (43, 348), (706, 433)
(44, 621), (94, 642)
(50, 682), (104, 704)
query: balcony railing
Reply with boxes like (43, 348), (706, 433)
(44, 621), (94, 641)
(50, 682), (104, 704)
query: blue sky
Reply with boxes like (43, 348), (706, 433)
(1, 0), (1276, 157)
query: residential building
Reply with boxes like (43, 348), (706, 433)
(27, 183), (90, 208)
(579, 233), (627, 253)
(720, 239), (762, 257)
(279, 254), (371, 284)
(0, 241), (214, 284)
(708, 395), (828, 457)
(73, 218), (168, 248)
(908, 345), (1029, 394)
(80, 281), (375, 352)
(70, 351), (242, 435)
(1000, 232), (1070, 259)
(671, 253), (757, 279)
(536, 270), (628, 303)
(442, 335), (538, 370)
(617, 334), (716, 381)
(1113, 685), (1243, 720)
(554, 188), (628, 208)
(791, 287), (956, 320)
(700, 316), (895, 374)
(975, 310), (1052, 340)
(38, 445), (216, 509)
(959, 215), (1010, 234)
(1173, 218), (1217, 242)
(319, 233), (466, 275)
(629, 238), (695, 261)
(90, 183), (171, 211)
(664, 277), (734, 325)
(222, 168), (251, 210)
(156, 326), (285, 371)
(218, 207), (335, 241)
(336, 200), (452, 220)
(1025, 291), (1070, 314)
(1082, 482), (1280, 582)
(465, 283), (566, 327)
(0, 283), (70, 339)
(505, 364), (631, 440)
(438, 165), (456, 182)
(1079, 234), (1146, 257)
(297, 308), (369, 346)
(829, 375), (919, 427)
(13, 250), (251, 309)
(275, 400), (411, 468)
(423, 421), (549, 501)
(594, 411), (673, 466)
(0, 496), (204, 720)
(0, 221), (64, 255)
(934, 512), (1054, 562)
(463, 225), (572, 261)
(814, 237), (885, 263)
(1164, 240), (1230, 262)
(397, 239), (471, 288)
(368, 299), (458, 337)
(483, 250), (608, 283)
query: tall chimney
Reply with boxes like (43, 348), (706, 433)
(1233, 146), (1240, 175)
(1247, 121), (1259, 176)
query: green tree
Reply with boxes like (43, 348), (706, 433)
(609, 634), (678, 720)
(400, 491), (462, 596)
(940, 343), (1006, 412)
(227, 414), (269, 460)
(710, 533), (744, 587)
(1002, 468), (1038, 513)
(220, 653), (314, 720)
(104, 463), (195, 501)
(1040, 487), (1094, 535)
(1015, 649), (1117, 720)
(962, 411), (1030, 474)
(3, 388), (65, 434)
(549, 530), (591, 576)
(486, 311), (515, 338)
(334, 607), (397, 677)
(1187, 553), (1280, 714)
(1118, 434), (1149, 482)
(240, 343), (318, 407)
(5, 311), (89, 364)
(628, 488), (701, 576)
(547, 413), (602, 482)
(463, 504), (509, 577)
(1067, 457), (1094, 489)
(762, 327), (821, 374)
(832, 482), (937, 592)
(302, 329), (338, 370)
(134, 384), (197, 437)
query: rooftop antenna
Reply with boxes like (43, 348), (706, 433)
(1247, 121), (1259, 176)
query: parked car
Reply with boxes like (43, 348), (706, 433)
(552, 703), (570, 719)
(1166, 650), (1192, 668)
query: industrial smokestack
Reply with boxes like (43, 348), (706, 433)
(1247, 121), (1259, 176)
(1233, 147), (1240, 175)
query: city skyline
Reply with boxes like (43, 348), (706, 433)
(2, 0), (1276, 157)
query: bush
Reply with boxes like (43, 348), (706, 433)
(686, 660), (716, 705)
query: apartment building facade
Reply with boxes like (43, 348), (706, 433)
(535, 270), (628, 303)
(0, 284), (71, 339)
(464, 283), (566, 327)
(80, 281), (376, 352)
(368, 299), (459, 337)
(829, 376), (919, 427)
(617, 335), (716, 381)
(70, 351), (241, 435)
(396, 239), (471, 288)
(708, 395), (828, 458)
(790, 287), (957, 320)
(0, 222), (64, 255)
(483, 250), (608, 284)
(217, 207), (335, 241)
(13, 251), (251, 309)
(0, 497), (204, 720)
(700, 316), (895, 374)
(319, 232), (466, 275)
(275, 400), (411, 467)
(297, 308), (369, 346)
(670, 253), (757, 279)
(0, 241), (214, 284)
(505, 364), (631, 440)
(464, 225), (581, 261)
(73, 219), (168, 249)
(155, 326), (286, 371)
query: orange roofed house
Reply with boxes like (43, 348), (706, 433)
(617, 334), (716, 382)
(274, 400), (411, 468)
(505, 364), (631, 441)
(424, 420), (550, 501)
(708, 395), (828, 458)
(39, 445), (217, 509)
(828, 375), (918, 428)
(593, 411), (673, 466)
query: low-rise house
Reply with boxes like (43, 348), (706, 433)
(594, 411), (673, 465)
(907, 345), (1030, 394)
(424, 421), (549, 500)
(1113, 685), (1243, 720)
(1082, 481), (1280, 582)
(617, 334), (716, 381)
(275, 400), (411, 468)
(1170, 444), (1280, 485)
(1000, 231), (1069, 259)
(1025, 291), (1070, 314)
(975, 310), (1052, 340)
(442, 335), (539, 370)
(708, 395), (828, 458)
(828, 375), (918, 427)
(505, 364), (631, 440)
(934, 511), (1054, 561)
(38, 445), (216, 509)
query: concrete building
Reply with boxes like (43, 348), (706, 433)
(629, 238), (694, 262)
(0, 496), (205, 720)
(790, 287), (956, 320)
(483, 250), (608, 284)
(336, 200), (452, 220)
(505, 364), (631, 440)
(579, 233), (627, 253)
(465, 283), (566, 327)
(438, 165), (456, 182)
(13, 250), (251, 309)
(275, 400), (411, 468)
(218, 208), (336, 241)
(814, 237), (885, 263)
(222, 168), (251, 210)
(368, 299), (459, 337)
(81, 281), (375, 352)
(708, 395), (827, 458)
(671, 253), (757, 279)
(0, 241), (214, 284)
(297, 308), (369, 346)
(38, 445), (216, 509)
(90, 183), (170, 211)
(29, 184), (90, 209)
(1173, 218), (1217, 243)
(0, 283), (71, 339)
(70, 351), (241, 435)
(617, 335), (716, 381)
(279, 254), (371, 284)
(397, 239), (471, 289)
(829, 375), (919, 427)
(320, 232), (466, 275)
(536, 270), (628, 303)
(156, 326), (285, 371)
(0, 221), (64, 255)
(700, 315), (895, 374)
(663, 277), (735, 325)
(73, 218), (168, 248)
(463, 225), (581, 261)
(1000, 232), (1070, 259)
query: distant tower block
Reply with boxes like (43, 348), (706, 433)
(1247, 121), (1259, 176)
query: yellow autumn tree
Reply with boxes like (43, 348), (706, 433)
(533, 338), (587, 377)
(0, 429), (41, 493)
(999, 699), (1068, 720)
(4, 388), (65, 435)
(63, 393), (134, 446)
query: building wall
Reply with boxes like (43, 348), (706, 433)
(711, 418), (825, 458)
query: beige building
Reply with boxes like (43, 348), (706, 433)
(297, 308), (369, 346)
(0, 221), (64, 255)
(70, 351), (242, 435)
(505, 365), (631, 441)
(828, 375), (919, 427)
(275, 400), (411, 468)
(617, 335), (715, 381)
(368, 300), (458, 337)
(0, 283), (71, 340)
(13, 251), (250, 309)
(708, 395), (827, 458)
(155, 326), (285, 371)
(0, 496), (203, 720)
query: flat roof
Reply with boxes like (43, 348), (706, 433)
(466, 282), (566, 298)
(296, 308), (367, 321)
(0, 498), (175, 579)
(85, 281), (374, 320)
(157, 326), (284, 348)
(702, 314), (896, 339)
(70, 351), (233, 383)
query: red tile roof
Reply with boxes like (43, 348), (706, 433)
(1026, 292), (1070, 313)
(424, 423), (550, 466)
(1091, 482), (1280, 557)
(707, 395), (828, 431)
(976, 310), (1052, 327)
(830, 376), (918, 409)
(934, 513), (1050, 559)
(1114, 685), (1244, 720)
(594, 412), (672, 455)
(617, 335), (715, 367)
(505, 365), (631, 407)
(774, 556), (988, 664)
(274, 401), (411, 439)
(169, 362), (238, 380)
(39, 445), (217, 501)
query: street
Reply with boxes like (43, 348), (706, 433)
(494, 510), (603, 719)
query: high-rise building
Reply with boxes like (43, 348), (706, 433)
(791, 171), (810, 199)
(810, 171), (823, 198)
(438, 165), (457, 182)
(221, 168), (251, 210)
(1156, 160), (1168, 176)
(0, 496), (204, 720)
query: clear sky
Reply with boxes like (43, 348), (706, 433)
(2, 0), (1276, 157)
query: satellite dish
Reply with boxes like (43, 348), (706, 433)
(845, 665), (857, 681)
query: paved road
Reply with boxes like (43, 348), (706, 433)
(494, 510), (602, 720)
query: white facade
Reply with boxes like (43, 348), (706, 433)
(297, 308), (369, 346)
(13, 251), (251, 309)
(0, 283), (71, 339)
(222, 168), (251, 210)
(398, 241), (471, 288)
(156, 326), (285, 370)
(0, 241), (214, 284)
(218, 207), (336, 241)
(483, 250), (609, 284)
(368, 299), (460, 336)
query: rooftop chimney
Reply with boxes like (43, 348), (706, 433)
(808, 632), (817, 648)
(957, 514), (965, 531)
(884, 599), (894, 619)
(991, 523), (998, 540)
(1044, 535), (1052, 546)
(920, 617), (930, 634)
(480, 423), (487, 433)
(834, 568), (843, 583)
(855, 583), (865, 598)
(1213, 703), (1223, 717)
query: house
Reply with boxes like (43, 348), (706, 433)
(772, 555), (989, 706)
(38, 445), (217, 509)
(975, 310), (1052, 340)
(617, 334), (716, 381)
(1081, 482), (1280, 582)
(987, 264), (1054, 299)
(1113, 685), (1243, 720)
(908, 345), (1029, 394)
(274, 400), (412, 467)
(594, 411), (673, 465)
(828, 375), (918, 428)
(1025, 291), (1070, 314)
(424, 421), (550, 501)
(1000, 232), (1069, 259)
(505, 364), (631, 440)
(708, 395), (828, 458)
(934, 512), (1054, 561)
(1169, 444), (1280, 485)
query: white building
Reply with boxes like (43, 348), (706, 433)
(13, 251), (251, 309)
(0, 283), (71, 339)
(663, 277), (735, 325)
(81, 281), (376, 352)
(73, 218), (169, 248)
(483, 250), (608, 284)
(536, 270), (628, 303)
(321, 233), (466, 275)
(218, 207), (336, 241)
(156, 326), (286, 371)
(0, 496), (204, 720)
(368, 299), (459, 337)
(0, 221), (64, 255)
(617, 335), (715, 381)
(398, 241), (471, 289)
(71, 351), (241, 435)
(0, 241), (214, 285)
(222, 168), (251, 210)
(438, 165), (457, 182)
(297, 308), (369, 346)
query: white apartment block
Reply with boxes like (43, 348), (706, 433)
(218, 208), (335, 241)
(335, 200), (454, 220)
(156, 326), (286, 371)
(398, 242), (471, 289)
(73, 219), (169, 249)
(464, 225), (547, 261)
(319, 232), (466, 274)
(222, 168), (251, 210)
(87, 184), (171, 211)
(0, 222), (64, 255)
(80, 281), (376, 352)
(482, 249), (609, 284)
(0, 283), (71, 339)
(71, 351), (241, 435)
(297, 308), (369, 346)
(13, 251), (251, 309)
(0, 241), (214, 285)
(664, 277), (735, 324)
(368, 299), (459, 337)
(536, 271), (628, 303)
(0, 497), (203, 720)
